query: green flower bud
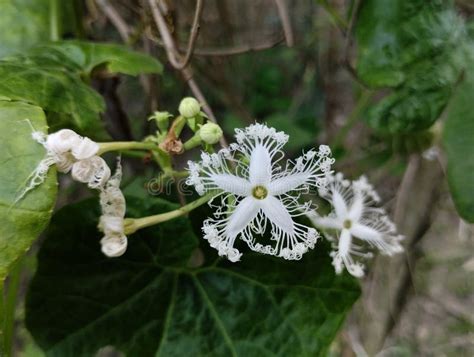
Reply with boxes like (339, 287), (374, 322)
(178, 97), (201, 118)
(148, 111), (172, 133)
(199, 122), (223, 144)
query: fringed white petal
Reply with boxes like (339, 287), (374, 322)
(225, 197), (260, 238)
(260, 196), (294, 235)
(332, 190), (348, 218)
(348, 191), (364, 222)
(351, 222), (403, 255)
(309, 214), (342, 230)
(248, 144), (272, 186)
(331, 229), (365, 278)
(350, 223), (382, 242)
(268, 172), (310, 196)
(209, 173), (251, 196)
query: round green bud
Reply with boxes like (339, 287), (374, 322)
(199, 122), (223, 144)
(178, 97), (201, 118)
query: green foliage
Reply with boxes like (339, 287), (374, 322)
(0, 101), (57, 283)
(443, 69), (474, 223)
(0, 42), (163, 137)
(0, 0), (50, 58)
(11, 41), (164, 77)
(356, 0), (467, 133)
(26, 198), (360, 356)
(266, 114), (315, 152)
(0, 61), (105, 135)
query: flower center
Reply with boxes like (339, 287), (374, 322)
(343, 219), (352, 229)
(252, 185), (268, 200)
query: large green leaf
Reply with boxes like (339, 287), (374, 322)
(48, 41), (164, 76)
(8, 41), (163, 77)
(0, 101), (57, 282)
(443, 69), (474, 222)
(0, 41), (163, 136)
(356, 0), (467, 133)
(0, 61), (105, 134)
(0, 0), (50, 58)
(355, 0), (404, 87)
(26, 198), (359, 356)
(0, 64), (102, 133)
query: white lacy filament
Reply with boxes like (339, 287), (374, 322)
(186, 123), (334, 262)
(309, 173), (404, 278)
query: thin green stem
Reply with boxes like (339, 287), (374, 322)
(49, 0), (61, 41)
(183, 132), (202, 151)
(125, 193), (214, 234)
(332, 90), (374, 149)
(173, 116), (187, 137)
(1, 259), (23, 357)
(151, 149), (172, 173)
(97, 141), (157, 155)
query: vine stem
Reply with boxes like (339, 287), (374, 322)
(49, 0), (61, 41)
(124, 193), (214, 234)
(1, 258), (23, 356)
(97, 141), (157, 155)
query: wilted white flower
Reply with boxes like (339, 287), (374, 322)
(98, 160), (127, 257)
(186, 123), (334, 262)
(71, 156), (111, 189)
(309, 173), (404, 277)
(19, 129), (110, 201)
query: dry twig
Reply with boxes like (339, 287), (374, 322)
(95, 0), (131, 42)
(274, 0), (294, 47)
(147, 0), (227, 148)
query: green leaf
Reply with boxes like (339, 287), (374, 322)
(26, 198), (359, 356)
(8, 41), (163, 77)
(0, 41), (162, 136)
(355, 0), (404, 87)
(0, 61), (105, 135)
(443, 69), (474, 222)
(0, 0), (50, 58)
(47, 40), (164, 76)
(0, 101), (57, 282)
(266, 114), (315, 152)
(356, 0), (467, 133)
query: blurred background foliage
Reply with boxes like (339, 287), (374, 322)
(0, 0), (473, 356)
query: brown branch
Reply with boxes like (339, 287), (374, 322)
(178, 0), (204, 68)
(351, 155), (444, 354)
(274, 0), (294, 47)
(95, 0), (131, 42)
(147, 0), (228, 148)
(146, 30), (285, 56)
(148, 0), (202, 70)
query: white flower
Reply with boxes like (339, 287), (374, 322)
(186, 123), (334, 262)
(18, 129), (110, 201)
(309, 173), (404, 278)
(71, 156), (111, 189)
(98, 160), (127, 257)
